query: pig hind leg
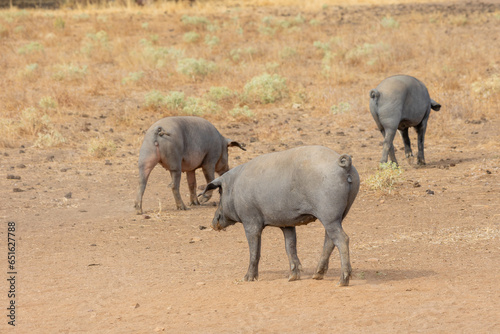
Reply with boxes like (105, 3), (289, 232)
(186, 171), (200, 206)
(169, 169), (187, 210)
(400, 128), (414, 159)
(280, 227), (302, 281)
(320, 219), (352, 286)
(312, 231), (335, 280)
(415, 120), (428, 165)
(380, 128), (398, 165)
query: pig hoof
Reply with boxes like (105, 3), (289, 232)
(177, 205), (189, 210)
(189, 200), (200, 206)
(417, 160), (426, 166)
(338, 272), (351, 286)
(243, 274), (258, 282)
(288, 272), (300, 282)
(199, 195), (212, 204)
(312, 272), (324, 280)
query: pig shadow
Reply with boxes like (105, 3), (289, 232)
(259, 268), (437, 284)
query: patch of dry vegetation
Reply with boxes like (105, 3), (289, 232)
(0, 1), (499, 155)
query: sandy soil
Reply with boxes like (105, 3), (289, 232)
(1, 2), (500, 333)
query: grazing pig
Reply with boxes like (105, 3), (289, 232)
(201, 146), (360, 286)
(369, 75), (441, 165)
(134, 116), (245, 214)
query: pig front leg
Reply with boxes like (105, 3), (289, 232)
(280, 227), (302, 281)
(243, 224), (263, 282)
(199, 165), (215, 204)
(169, 169), (187, 210)
(186, 171), (200, 206)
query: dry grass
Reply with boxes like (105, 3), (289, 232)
(0, 1), (499, 151)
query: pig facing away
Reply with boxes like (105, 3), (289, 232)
(201, 145), (360, 286)
(134, 116), (245, 214)
(369, 75), (441, 165)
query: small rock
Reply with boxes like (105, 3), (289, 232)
(325, 130), (331, 135)
(3, 153), (9, 157)
(413, 181), (421, 188)
(105, 160), (112, 166)
(64, 192), (72, 199)
(190, 237), (202, 243)
(154, 327), (165, 332)
(379, 199), (385, 204)
(249, 137), (258, 143)
(16, 164), (26, 169)
(367, 258), (379, 263)
(143, 215), (151, 219)
(199, 225), (207, 230)
(60, 168), (69, 172)
(19, 150), (25, 154)
(336, 131), (345, 136)
(196, 282), (206, 286)
(47, 155), (55, 161)
(7, 175), (21, 180)
(13, 188), (24, 192)
(134, 303), (140, 309)
(486, 170), (492, 175)
(426, 189), (435, 195)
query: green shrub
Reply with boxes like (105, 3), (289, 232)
(243, 73), (288, 104)
(164, 91), (187, 110)
(207, 86), (235, 102)
(280, 47), (297, 60)
(144, 90), (168, 110)
(176, 58), (216, 79)
(365, 162), (404, 193)
(18, 107), (51, 136)
(182, 97), (219, 116)
(181, 15), (210, 27)
(183, 31), (200, 43)
(229, 105), (254, 118)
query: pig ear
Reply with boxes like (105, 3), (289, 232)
(226, 139), (247, 151)
(199, 178), (222, 197)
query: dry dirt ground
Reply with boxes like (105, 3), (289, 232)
(1, 3), (500, 334)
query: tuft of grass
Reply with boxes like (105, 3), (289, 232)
(471, 75), (500, 98)
(18, 42), (43, 55)
(18, 107), (52, 136)
(54, 17), (65, 29)
(39, 96), (58, 111)
(34, 129), (65, 148)
(164, 91), (187, 111)
(243, 73), (288, 104)
(52, 64), (88, 81)
(381, 16), (399, 29)
(122, 71), (144, 85)
(88, 137), (117, 158)
(330, 102), (351, 115)
(176, 58), (216, 80)
(365, 162), (404, 194)
(207, 86), (235, 102)
(140, 39), (184, 68)
(280, 46), (297, 60)
(182, 97), (220, 116)
(204, 34), (219, 47)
